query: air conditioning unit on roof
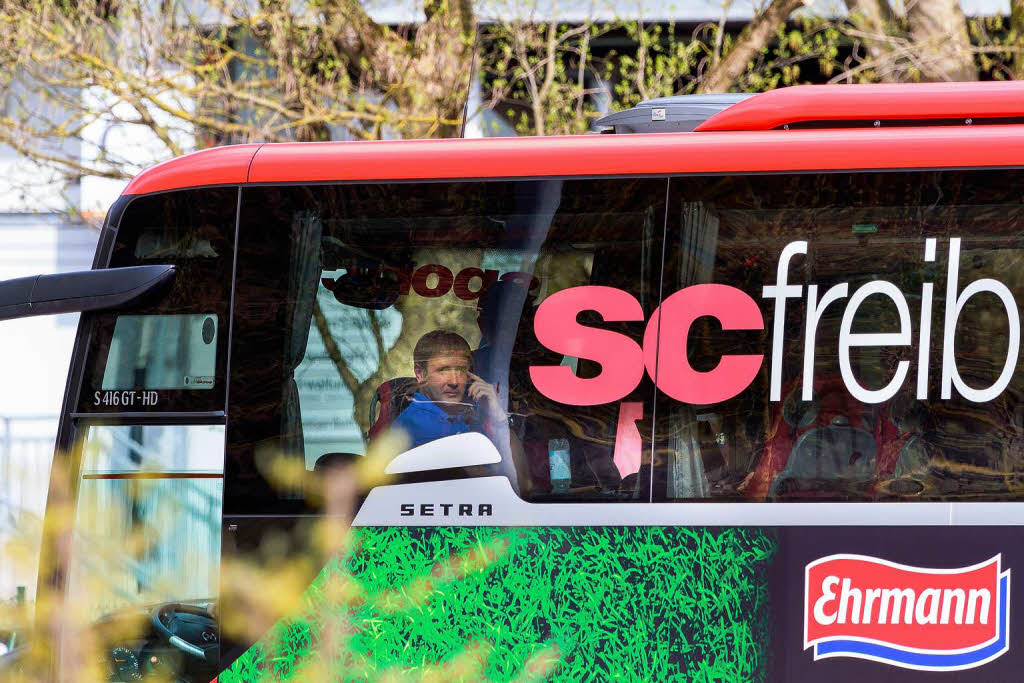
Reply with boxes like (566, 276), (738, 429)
(595, 94), (754, 134)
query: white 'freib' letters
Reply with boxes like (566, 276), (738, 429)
(941, 238), (1020, 402)
(839, 281), (912, 404)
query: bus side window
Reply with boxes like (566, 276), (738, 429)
(229, 178), (667, 512)
(658, 170), (1024, 503)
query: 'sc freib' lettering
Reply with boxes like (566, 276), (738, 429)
(529, 237), (1022, 407)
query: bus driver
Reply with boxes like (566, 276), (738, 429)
(392, 330), (509, 450)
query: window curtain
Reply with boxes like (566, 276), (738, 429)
(280, 211), (323, 487)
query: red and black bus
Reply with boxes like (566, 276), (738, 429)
(4, 81), (1024, 681)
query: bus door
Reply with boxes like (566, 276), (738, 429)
(20, 187), (237, 682)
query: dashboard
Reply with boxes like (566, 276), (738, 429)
(104, 640), (189, 681)
(95, 603), (218, 683)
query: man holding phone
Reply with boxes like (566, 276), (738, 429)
(391, 330), (507, 449)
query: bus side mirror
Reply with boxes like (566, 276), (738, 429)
(0, 265), (175, 321)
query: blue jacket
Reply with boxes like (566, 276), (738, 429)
(391, 392), (482, 449)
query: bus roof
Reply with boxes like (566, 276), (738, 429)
(122, 81), (1024, 197)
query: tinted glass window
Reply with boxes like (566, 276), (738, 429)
(228, 180), (665, 512)
(78, 189), (237, 413)
(655, 170), (1024, 502)
(101, 314), (219, 391)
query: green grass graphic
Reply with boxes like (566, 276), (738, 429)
(222, 527), (776, 682)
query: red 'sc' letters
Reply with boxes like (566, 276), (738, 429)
(530, 283), (763, 406)
(528, 286), (645, 405)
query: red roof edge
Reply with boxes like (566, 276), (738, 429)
(245, 126), (1024, 184)
(122, 143), (263, 196)
(695, 81), (1024, 132)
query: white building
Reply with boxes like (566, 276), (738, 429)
(0, 103), (100, 606)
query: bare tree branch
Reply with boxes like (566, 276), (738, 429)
(313, 299), (360, 396)
(842, 0), (901, 81)
(367, 309), (387, 366)
(713, 0), (734, 66)
(1013, 0), (1024, 75)
(698, 0), (805, 92)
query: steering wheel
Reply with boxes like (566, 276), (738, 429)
(150, 603), (218, 663)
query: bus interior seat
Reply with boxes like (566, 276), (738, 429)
(312, 451), (368, 509)
(756, 377), (928, 499)
(768, 419), (878, 498)
(367, 377), (417, 440)
(621, 462), (657, 499)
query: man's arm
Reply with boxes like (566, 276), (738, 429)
(467, 372), (530, 495)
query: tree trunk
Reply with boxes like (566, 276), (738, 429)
(843, 0), (901, 82)
(907, 0), (978, 81)
(1011, 0), (1024, 77)
(324, 0), (477, 138)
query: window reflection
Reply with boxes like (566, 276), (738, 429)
(102, 314), (218, 391)
(661, 172), (1024, 502)
(234, 180), (664, 505)
(231, 171), (1024, 506)
(68, 424), (223, 620)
